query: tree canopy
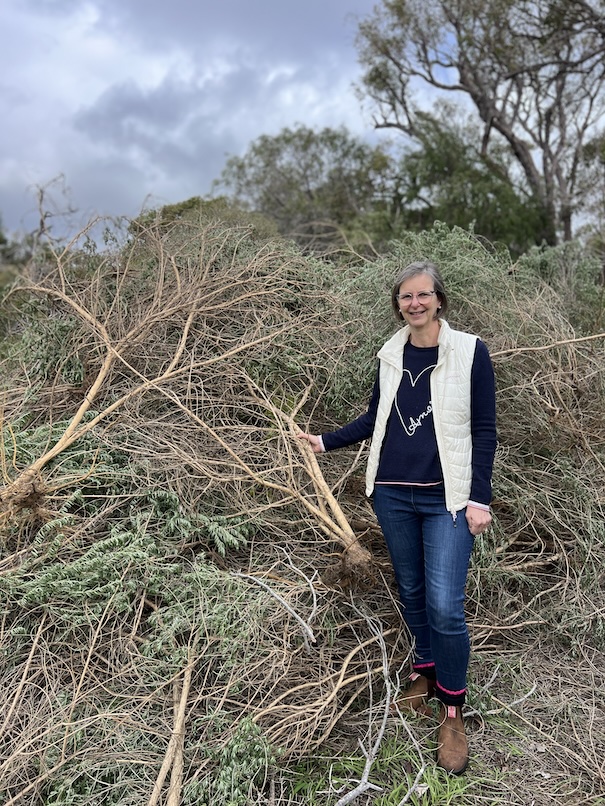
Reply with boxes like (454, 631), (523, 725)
(396, 104), (549, 254)
(217, 120), (545, 257)
(356, 0), (605, 244)
(216, 124), (398, 254)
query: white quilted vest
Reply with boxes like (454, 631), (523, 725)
(365, 320), (477, 517)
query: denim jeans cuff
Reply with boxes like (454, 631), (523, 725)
(436, 681), (466, 707)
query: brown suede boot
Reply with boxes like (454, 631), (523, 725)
(436, 704), (468, 774)
(391, 672), (436, 715)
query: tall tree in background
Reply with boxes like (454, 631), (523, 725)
(216, 124), (400, 253)
(0, 217), (31, 274)
(356, 0), (605, 244)
(216, 122), (541, 256)
(398, 103), (548, 255)
(578, 131), (605, 262)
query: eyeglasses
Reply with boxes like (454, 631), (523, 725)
(396, 290), (436, 306)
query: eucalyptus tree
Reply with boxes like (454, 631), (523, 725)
(356, 0), (605, 244)
(216, 124), (401, 253)
(397, 103), (548, 255)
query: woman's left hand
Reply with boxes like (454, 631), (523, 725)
(466, 505), (492, 536)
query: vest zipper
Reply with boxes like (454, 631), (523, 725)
(431, 346), (457, 522)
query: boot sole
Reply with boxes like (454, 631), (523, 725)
(436, 754), (469, 776)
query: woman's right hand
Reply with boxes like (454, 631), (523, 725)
(297, 433), (324, 454)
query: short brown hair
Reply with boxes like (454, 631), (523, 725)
(390, 260), (448, 322)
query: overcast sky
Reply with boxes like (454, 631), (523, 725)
(1, 0), (383, 236)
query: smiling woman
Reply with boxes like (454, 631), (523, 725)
(394, 277), (441, 341)
(299, 259), (497, 775)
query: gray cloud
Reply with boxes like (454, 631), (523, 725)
(0, 0), (379, 235)
(90, 0), (369, 61)
(74, 77), (203, 146)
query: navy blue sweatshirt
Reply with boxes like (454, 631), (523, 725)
(322, 340), (496, 506)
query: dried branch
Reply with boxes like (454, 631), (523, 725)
(148, 654), (196, 806)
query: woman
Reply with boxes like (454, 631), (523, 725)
(299, 261), (496, 775)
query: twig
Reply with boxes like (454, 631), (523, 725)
(278, 547), (320, 627)
(167, 677), (186, 806)
(488, 692), (605, 782)
(491, 331), (605, 358)
(254, 630), (397, 722)
(233, 571), (316, 644)
(397, 761), (427, 806)
(148, 654), (196, 806)
(333, 599), (393, 806)
(471, 619), (545, 631)
(0, 613), (47, 734)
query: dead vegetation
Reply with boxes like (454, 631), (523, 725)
(0, 210), (604, 805)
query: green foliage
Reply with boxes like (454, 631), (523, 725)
(184, 717), (274, 806)
(129, 195), (279, 242)
(194, 512), (252, 556)
(516, 239), (605, 332)
(217, 123), (400, 254)
(43, 768), (136, 806)
(0, 414), (130, 492)
(0, 215), (35, 269)
(356, 0), (605, 243)
(398, 105), (548, 257)
(0, 416), (258, 647)
(0, 414), (277, 800)
(8, 528), (161, 621)
(288, 731), (487, 805)
(17, 317), (86, 386)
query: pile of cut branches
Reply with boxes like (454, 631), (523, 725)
(0, 210), (604, 805)
(0, 208), (385, 805)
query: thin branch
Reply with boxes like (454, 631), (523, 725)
(492, 331), (605, 358)
(233, 572), (316, 644)
(148, 653), (196, 806)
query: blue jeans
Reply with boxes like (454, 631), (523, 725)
(372, 484), (474, 705)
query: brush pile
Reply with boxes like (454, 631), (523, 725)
(0, 208), (604, 805)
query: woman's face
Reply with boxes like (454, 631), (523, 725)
(396, 273), (441, 329)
